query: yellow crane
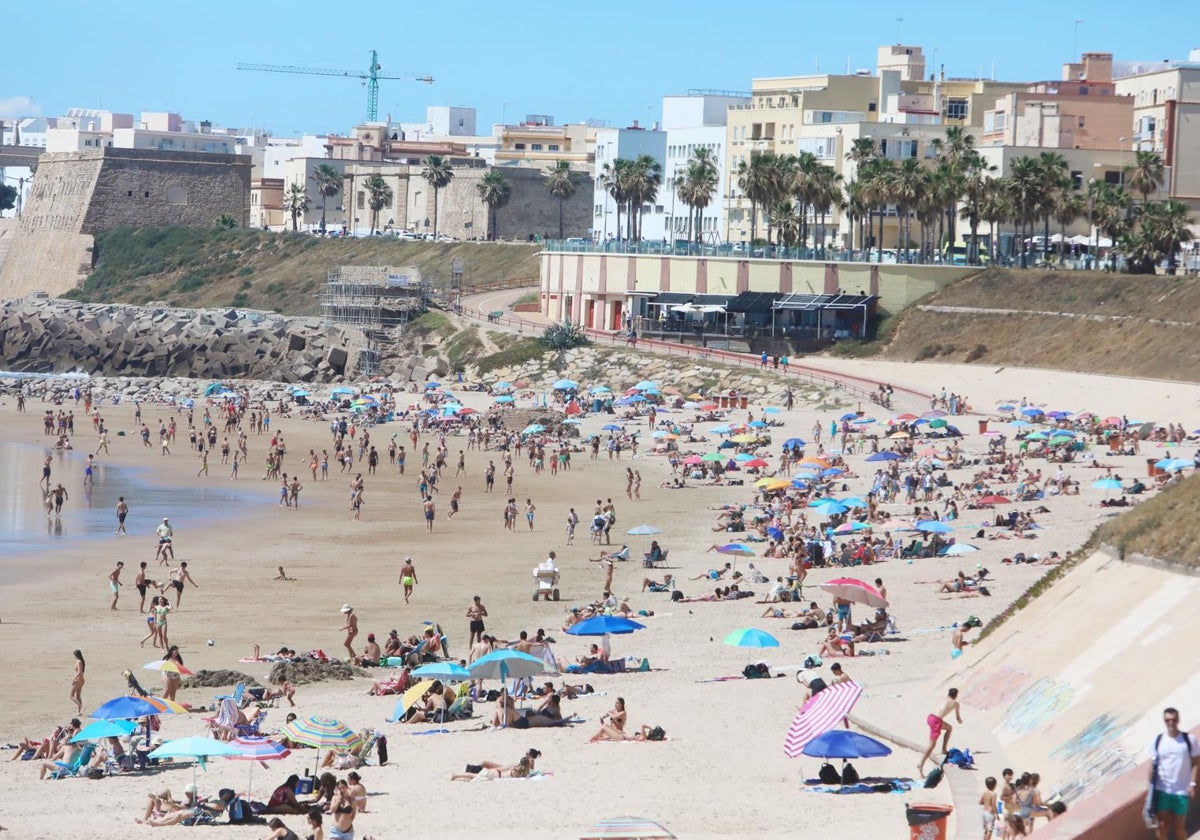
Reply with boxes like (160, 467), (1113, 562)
(237, 49), (432, 122)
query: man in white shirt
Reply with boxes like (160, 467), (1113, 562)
(1151, 707), (1200, 839)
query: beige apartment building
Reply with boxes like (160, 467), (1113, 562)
(494, 117), (594, 167)
(1114, 56), (1200, 210)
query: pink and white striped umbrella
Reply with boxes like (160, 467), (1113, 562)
(226, 736), (291, 796)
(783, 680), (863, 758)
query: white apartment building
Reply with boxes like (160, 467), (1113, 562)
(662, 92), (747, 242)
(592, 123), (666, 240)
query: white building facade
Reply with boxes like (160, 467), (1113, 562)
(661, 93), (746, 243)
(592, 125), (666, 241)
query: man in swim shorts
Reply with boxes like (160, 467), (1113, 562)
(109, 561), (123, 610)
(919, 687), (962, 775)
(398, 558), (417, 604)
(467, 596), (488, 645)
(115, 496), (129, 536)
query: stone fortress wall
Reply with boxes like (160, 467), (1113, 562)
(0, 148), (251, 299)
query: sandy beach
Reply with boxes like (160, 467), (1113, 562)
(1, 359), (1197, 840)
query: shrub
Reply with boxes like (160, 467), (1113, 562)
(915, 343), (942, 361)
(540, 320), (590, 351)
(965, 343), (988, 362)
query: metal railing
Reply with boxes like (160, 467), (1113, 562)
(540, 238), (963, 266)
(457, 293), (930, 409)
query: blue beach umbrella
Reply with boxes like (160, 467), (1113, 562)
(522, 423), (545, 435)
(553, 379), (578, 390)
(632, 380), (659, 391)
(801, 729), (892, 760)
(811, 501), (849, 516)
(764, 407), (781, 414)
(468, 650), (548, 682)
(916, 520), (954, 534)
(714, 543), (756, 557)
(567, 616), (647, 636)
(748, 420), (769, 429)
(783, 437), (806, 447)
(723, 628), (780, 649)
(1021, 407), (1045, 416)
(602, 423), (624, 431)
(865, 451), (902, 462)
(767, 526), (785, 541)
(495, 395), (514, 403)
(91, 696), (182, 720)
(1091, 478), (1122, 490)
(411, 662), (471, 682)
(71, 719), (137, 743)
(997, 404), (1016, 411)
(839, 413), (859, 422)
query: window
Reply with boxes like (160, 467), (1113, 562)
(514, 143), (526, 150)
(946, 98), (969, 120)
(594, 204), (602, 216)
(531, 144), (542, 151)
(1078, 116), (1086, 128)
(548, 144), (559, 151)
(1070, 170), (1083, 187)
(1104, 171), (1121, 186)
(1078, 86), (1088, 95)
(868, 102), (877, 112)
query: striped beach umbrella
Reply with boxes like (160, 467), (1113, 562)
(783, 680), (864, 757)
(580, 816), (676, 839)
(227, 736), (291, 796)
(90, 695), (186, 720)
(281, 716), (362, 751)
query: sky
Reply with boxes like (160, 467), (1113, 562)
(4, 0), (1199, 137)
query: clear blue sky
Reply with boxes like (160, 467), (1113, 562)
(4, 0), (1198, 136)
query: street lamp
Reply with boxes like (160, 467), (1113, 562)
(1087, 177), (1097, 270)
(2, 172), (32, 218)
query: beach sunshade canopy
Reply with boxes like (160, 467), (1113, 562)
(1021, 407), (1045, 416)
(744, 458), (770, 469)
(602, 423), (625, 431)
(940, 543), (980, 556)
(832, 522), (872, 535)
(1091, 478), (1123, 490)
(748, 420), (769, 429)
(915, 520), (953, 534)
(411, 662), (471, 681)
(1156, 458), (1191, 471)
(922, 409), (948, 418)
(723, 628), (780, 649)
(590, 385), (611, 394)
(701, 452), (725, 462)
(330, 386), (358, 397)
(763, 407), (781, 414)
(468, 649), (548, 682)
(997, 404), (1016, 411)
(894, 413), (919, 421)
(784, 681), (864, 757)
(888, 431), (911, 439)
(580, 816), (677, 839)
(203, 382), (229, 397)
(281, 717), (362, 751)
(632, 380), (659, 391)
(730, 434), (757, 443)
(390, 680), (438, 720)
(810, 501), (849, 516)
(71, 719), (137, 743)
(801, 729), (892, 760)
(714, 543), (755, 557)
(783, 437), (806, 447)
(865, 451), (902, 462)
(91, 695), (185, 720)
(767, 526), (786, 541)
(818, 578), (888, 608)
(494, 395), (515, 403)
(567, 616), (646, 636)
(976, 495), (1011, 506)
(682, 455), (703, 465)
(839, 412), (858, 421)
(522, 424), (546, 435)
(149, 736), (240, 760)
(553, 379), (578, 390)
(425, 382), (442, 389)
(627, 524), (663, 536)
(228, 736), (291, 761)
(928, 418), (948, 429)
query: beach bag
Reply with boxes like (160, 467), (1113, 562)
(819, 763), (841, 784)
(923, 766), (944, 789)
(804, 655), (823, 669)
(646, 726), (666, 741)
(841, 762), (860, 785)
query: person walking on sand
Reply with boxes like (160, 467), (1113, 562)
(980, 776), (998, 840)
(135, 562), (152, 613)
(447, 486), (462, 519)
(115, 496), (129, 536)
(919, 687), (963, 775)
(41, 454), (52, 489)
(289, 476), (302, 508)
(109, 561), (124, 610)
(525, 499), (536, 533)
(399, 557), (418, 604)
(423, 496), (436, 532)
(340, 605), (359, 659)
(51, 483), (68, 517)
(196, 449), (208, 477)
(155, 518), (174, 565)
(69, 650), (85, 714)
(1150, 707), (1200, 840)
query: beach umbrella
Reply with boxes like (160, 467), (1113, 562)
(733, 452), (755, 462)
(755, 477), (791, 491)
(142, 660), (195, 677)
(997, 404), (1016, 412)
(1021, 407), (1045, 417)
(838, 412), (858, 422)
(810, 501), (849, 516)
(227, 736), (291, 796)
(602, 423), (625, 431)
(580, 816), (677, 840)
(411, 662), (470, 682)
(767, 526), (786, 541)
(801, 729), (892, 760)
(709, 425), (732, 435)
(181, 398), (195, 408)
(714, 543), (756, 558)
(282, 717), (362, 752)
(818, 578), (887, 608)
(330, 386), (357, 397)
(425, 381), (442, 389)
(783, 437), (806, 448)
(91, 695), (185, 720)
(567, 615), (647, 637)
(731, 434), (758, 444)
(553, 379), (579, 390)
(493, 382), (514, 392)
(701, 452), (725, 462)
(894, 413), (919, 421)
(682, 455), (703, 465)
(977, 495), (1011, 506)
(468, 650), (549, 682)
(744, 458), (770, 469)
(784, 681), (864, 757)
(386, 680), (437, 724)
(763, 407), (781, 414)
(922, 409), (947, 418)
(941, 543), (980, 556)
(851, 417), (876, 425)
(888, 431), (911, 439)
(914, 520), (953, 534)
(150, 736), (241, 787)
(627, 524), (663, 536)
(928, 418), (948, 429)
(748, 420), (769, 429)
(590, 385), (612, 394)
(203, 382), (229, 397)
(1091, 478), (1123, 490)
(831, 522), (872, 535)
(494, 395), (515, 403)
(865, 451), (902, 462)
(522, 423), (546, 435)
(632, 380), (659, 391)
(1156, 458), (1191, 471)
(71, 719), (137, 743)
(723, 628), (780, 649)
(838, 497), (867, 508)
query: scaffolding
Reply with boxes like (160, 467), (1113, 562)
(319, 266), (431, 375)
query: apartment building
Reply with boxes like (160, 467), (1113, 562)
(592, 122), (667, 240)
(494, 116), (594, 167)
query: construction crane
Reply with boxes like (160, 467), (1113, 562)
(237, 49), (433, 122)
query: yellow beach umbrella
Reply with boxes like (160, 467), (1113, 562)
(731, 434), (757, 443)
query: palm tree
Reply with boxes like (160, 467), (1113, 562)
(363, 175), (392, 234)
(601, 158), (633, 242)
(889, 158), (928, 262)
(959, 153), (996, 264)
(627, 154), (662, 241)
(1051, 185), (1083, 263)
(1123, 199), (1193, 274)
(283, 183), (310, 232)
(860, 158), (895, 262)
(844, 179), (869, 257)
(1037, 152), (1069, 263)
(1008, 156), (1044, 266)
(846, 138), (878, 257)
(476, 169), (512, 241)
(543, 160), (577, 239)
(682, 147), (719, 245)
(931, 126), (975, 248)
(809, 165), (843, 257)
(978, 177), (1012, 264)
(735, 152), (776, 245)
(1094, 182), (1132, 270)
(1126, 150), (1166, 205)
(310, 164), (341, 233)
(420, 155), (454, 240)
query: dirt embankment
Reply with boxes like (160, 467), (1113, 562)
(876, 268), (1200, 382)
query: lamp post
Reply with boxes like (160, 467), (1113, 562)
(1088, 177), (1097, 271)
(2, 173), (32, 218)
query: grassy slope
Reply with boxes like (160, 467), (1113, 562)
(874, 268), (1200, 382)
(67, 227), (540, 316)
(1096, 473), (1200, 566)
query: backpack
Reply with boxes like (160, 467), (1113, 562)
(841, 762), (860, 785)
(923, 766), (945, 789)
(742, 663), (770, 679)
(646, 726), (666, 741)
(819, 763), (841, 784)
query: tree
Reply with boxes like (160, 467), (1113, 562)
(676, 147), (719, 245)
(888, 158), (928, 262)
(214, 213), (238, 229)
(421, 155), (454, 239)
(1093, 183), (1132, 271)
(1123, 199), (1193, 274)
(931, 125), (975, 248)
(1008, 156), (1045, 266)
(978, 177), (1012, 264)
(627, 154), (662, 241)
(283, 183), (310, 232)
(959, 153), (996, 264)
(845, 138), (878, 256)
(543, 160), (577, 239)
(1037, 152), (1069, 263)
(1051, 184), (1083, 263)
(1126, 150), (1166, 205)
(310, 164), (341, 233)
(735, 152), (776, 244)
(0, 183), (16, 213)
(601, 158), (633, 242)
(843, 179), (868, 256)
(363, 175), (392, 234)
(476, 169), (511, 241)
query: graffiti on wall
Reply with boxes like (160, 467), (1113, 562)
(960, 665), (1032, 711)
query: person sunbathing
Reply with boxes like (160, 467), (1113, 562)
(589, 698), (629, 742)
(761, 606), (795, 618)
(138, 787), (198, 824)
(450, 749), (540, 781)
(690, 562), (732, 580)
(937, 572), (972, 593)
(136, 787), (233, 826)
(264, 679), (297, 707)
(591, 545), (629, 562)
(817, 627), (855, 657)
(642, 574), (675, 593)
(491, 689), (519, 728)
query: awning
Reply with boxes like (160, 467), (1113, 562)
(649, 292), (694, 306)
(726, 292), (782, 314)
(773, 293), (876, 312)
(649, 293), (733, 309)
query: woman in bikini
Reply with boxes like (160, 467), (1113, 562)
(161, 646), (185, 701)
(450, 749), (540, 780)
(69, 650), (85, 714)
(589, 697), (629, 742)
(327, 780), (356, 840)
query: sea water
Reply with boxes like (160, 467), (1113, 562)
(0, 441), (258, 561)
